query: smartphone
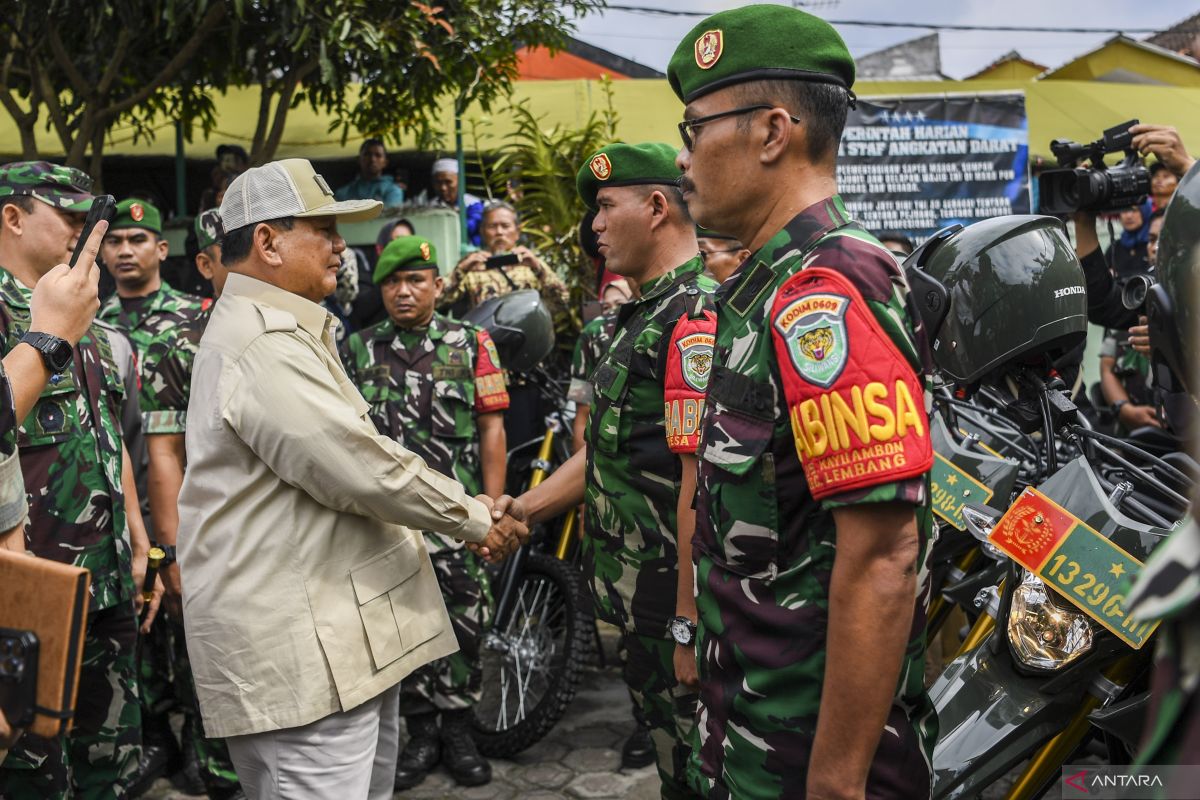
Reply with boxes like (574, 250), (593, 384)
(484, 252), (520, 270)
(0, 628), (39, 727)
(69, 194), (117, 268)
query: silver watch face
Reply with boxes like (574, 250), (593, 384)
(669, 618), (693, 644)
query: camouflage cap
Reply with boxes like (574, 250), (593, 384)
(373, 235), (438, 284)
(0, 160), (95, 212)
(195, 209), (223, 251)
(111, 198), (163, 235)
(576, 142), (681, 211)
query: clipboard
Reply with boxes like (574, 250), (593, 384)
(0, 551), (90, 738)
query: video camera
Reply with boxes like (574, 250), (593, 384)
(1120, 270), (1157, 311)
(1037, 120), (1150, 215)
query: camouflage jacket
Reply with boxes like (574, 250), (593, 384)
(689, 196), (937, 799)
(1100, 328), (1152, 407)
(1127, 517), (1200, 778)
(0, 268), (132, 610)
(138, 308), (209, 432)
(567, 310), (619, 406)
(0, 363), (26, 531)
(583, 257), (716, 635)
(344, 312), (510, 553)
(99, 283), (210, 434)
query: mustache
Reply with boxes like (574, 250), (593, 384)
(677, 176), (696, 194)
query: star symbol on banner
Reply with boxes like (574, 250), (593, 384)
(916, 110), (927, 121)
(1109, 562), (1126, 579)
(946, 474), (958, 486)
(904, 110), (915, 122)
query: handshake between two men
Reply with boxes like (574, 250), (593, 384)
(464, 495), (529, 563)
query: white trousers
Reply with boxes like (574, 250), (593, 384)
(226, 684), (401, 800)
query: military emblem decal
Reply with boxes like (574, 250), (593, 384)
(773, 292), (850, 389)
(694, 30), (723, 70)
(482, 336), (501, 369)
(590, 154), (613, 181)
(130, 203), (144, 222)
(676, 331), (715, 392)
(420, 242), (431, 260)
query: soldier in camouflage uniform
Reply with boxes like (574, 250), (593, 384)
(343, 235), (509, 791)
(132, 209), (242, 798)
(668, 8), (937, 798)
(97, 198), (216, 793)
(566, 278), (661, 770)
(0, 161), (160, 799)
(495, 143), (717, 800)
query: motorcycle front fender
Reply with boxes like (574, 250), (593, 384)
(930, 639), (1089, 800)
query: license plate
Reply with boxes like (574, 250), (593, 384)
(930, 453), (994, 531)
(988, 487), (1158, 649)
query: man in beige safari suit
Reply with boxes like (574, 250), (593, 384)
(177, 159), (525, 800)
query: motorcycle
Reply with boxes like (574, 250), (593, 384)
(927, 372), (1194, 799)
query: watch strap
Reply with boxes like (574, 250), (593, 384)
(20, 331), (72, 373)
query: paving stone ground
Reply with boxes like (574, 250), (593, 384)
(141, 628), (659, 800)
(137, 625), (1092, 800)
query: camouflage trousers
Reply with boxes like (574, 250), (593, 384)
(619, 630), (702, 800)
(0, 601), (141, 799)
(399, 550), (492, 714)
(686, 558), (935, 800)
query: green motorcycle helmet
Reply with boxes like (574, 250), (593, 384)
(462, 289), (555, 373)
(1148, 161), (1200, 399)
(906, 215), (1088, 385)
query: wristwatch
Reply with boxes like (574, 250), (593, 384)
(149, 543), (177, 567)
(20, 332), (73, 374)
(1111, 399), (1129, 418)
(667, 616), (697, 647)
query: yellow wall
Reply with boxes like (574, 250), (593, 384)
(1042, 38), (1200, 86)
(4, 77), (1200, 161)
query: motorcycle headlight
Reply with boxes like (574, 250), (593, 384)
(1006, 571), (1094, 671)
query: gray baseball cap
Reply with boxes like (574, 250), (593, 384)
(219, 158), (382, 231)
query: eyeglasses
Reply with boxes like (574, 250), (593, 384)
(678, 105), (801, 150)
(698, 247), (743, 263)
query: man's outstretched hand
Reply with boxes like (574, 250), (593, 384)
(464, 495), (529, 563)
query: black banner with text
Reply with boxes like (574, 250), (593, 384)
(836, 93), (1030, 243)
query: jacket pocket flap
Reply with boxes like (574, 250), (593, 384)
(351, 539), (421, 605)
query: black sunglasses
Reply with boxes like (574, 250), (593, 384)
(678, 105), (801, 150)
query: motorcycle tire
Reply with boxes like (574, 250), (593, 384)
(472, 551), (593, 758)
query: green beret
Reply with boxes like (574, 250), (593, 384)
(111, 198), (162, 235)
(696, 226), (738, 241)
(576, 142), (681, 211)
(667, 5), (855, 104)
(373, 236), (438, 284)
(0, 161), (94, 212)
(194, 209), (223, 251)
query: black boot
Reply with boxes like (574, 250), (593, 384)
(440, 710), (491, 787)
(125, 716), (182, 798)
(172, 718), (207, 795)
(621, 719), (656, 769)
(394, 712), (442, 791)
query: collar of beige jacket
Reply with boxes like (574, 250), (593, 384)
(224, 272), (333, 341)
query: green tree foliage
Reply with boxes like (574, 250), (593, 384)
(225, 0), (602, 163)
(0, 1), (228, 182)
(0, 0), (602, 184)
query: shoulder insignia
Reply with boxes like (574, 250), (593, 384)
(773, 291), (850, 389)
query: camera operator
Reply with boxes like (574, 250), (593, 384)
(1072, 124), (1195, 330)
(1099, 208), (1165, 433)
